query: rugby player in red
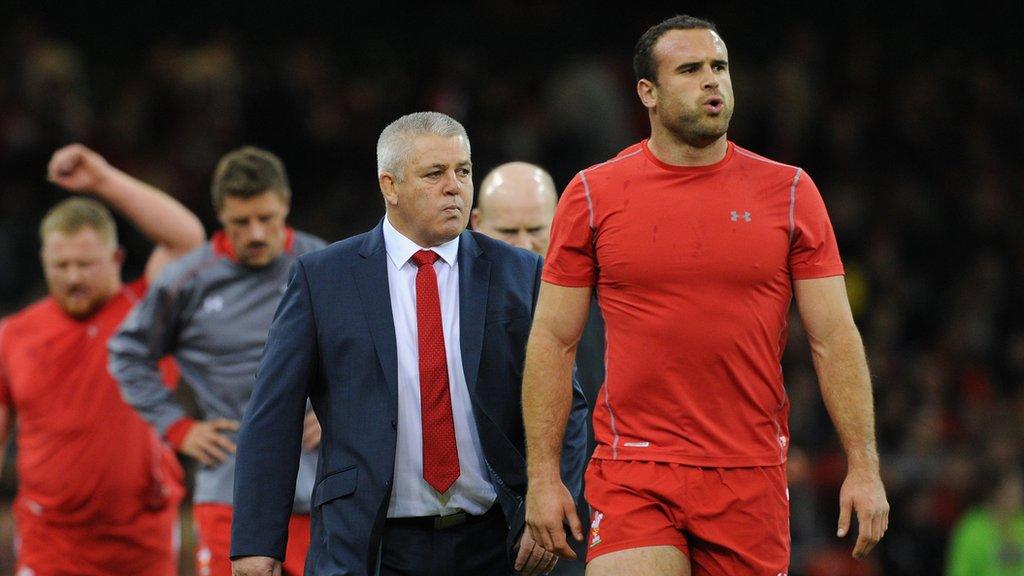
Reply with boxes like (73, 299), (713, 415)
(0, 144), (205, 575)
(522, 15), (889, 576)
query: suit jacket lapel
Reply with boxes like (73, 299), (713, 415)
(355, 222), (398, 409)
(458, 231), (489, 400)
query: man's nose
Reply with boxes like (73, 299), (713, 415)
(248, 222), (267, 240)
(65, 265), (83, 284)
(702, 66), (719, 90)
(442, 170), (464, 195)
(512, 230), (532, 250)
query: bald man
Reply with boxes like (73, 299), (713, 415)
(471, 162), (557, 255)
(473, 162), (604, 576)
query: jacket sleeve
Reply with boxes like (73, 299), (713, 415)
(108, 272), (190, 437)
(230, 259), (318, 560)
(561, 369), (589, 502)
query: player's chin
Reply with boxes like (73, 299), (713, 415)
(241, 255), (272, 268)
(697, 116), (730, 139)
(58, 297), (98, 318)
(443, 214), (468, 231)
(431, 221), (465, 244)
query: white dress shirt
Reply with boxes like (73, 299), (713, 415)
(382, 216), (496, 517)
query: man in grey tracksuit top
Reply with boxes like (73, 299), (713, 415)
(109, 147), (325, 575)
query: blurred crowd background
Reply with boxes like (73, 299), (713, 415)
(1, 2), (1022, 574)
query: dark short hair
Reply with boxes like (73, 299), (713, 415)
(633, 14), (720, 84)
(211, 146), (291, 211)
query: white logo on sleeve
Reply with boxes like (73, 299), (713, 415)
(200, 296), (224, 315)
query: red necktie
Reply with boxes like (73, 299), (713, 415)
(411, 250), (461, 493)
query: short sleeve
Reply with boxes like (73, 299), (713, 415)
(543, 173), (598, 287)
(789, 171), (845, 280)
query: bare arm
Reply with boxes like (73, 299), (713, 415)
(794, 275), (889, 558)
(523, 281), (592, 558)
(47, 144), (205, 280)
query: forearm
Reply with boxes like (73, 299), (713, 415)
(523, 328), (576, 483)
(92, 167), (204, 255)
(110, 357), (186, 435)
(811, 325), (879, 470)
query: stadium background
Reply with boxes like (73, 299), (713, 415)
(0, 2), (1022, 574)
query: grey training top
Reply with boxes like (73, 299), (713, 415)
(109, 230), (326, 510)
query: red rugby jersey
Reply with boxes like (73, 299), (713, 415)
(544, 141), (844, 467)
(0, 279), (182, 525)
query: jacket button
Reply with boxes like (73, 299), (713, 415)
(391, 419), (397, 430)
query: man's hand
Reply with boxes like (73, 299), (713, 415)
(837, 466), (889, 558)
(516, 525), (560, 575)
(47, 144), (113, 193)
(232, 556), (281, 576)
(525, 479), (583, 560)
(180, 419), (240, 466)
(301, 410), (322, 451)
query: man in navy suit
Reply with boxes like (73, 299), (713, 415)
(230, 111), (589, 576)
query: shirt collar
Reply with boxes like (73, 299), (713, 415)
(382, 215), (460, 269)
(212, 228), (295, 262)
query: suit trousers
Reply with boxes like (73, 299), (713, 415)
(381, 506), (509, 576)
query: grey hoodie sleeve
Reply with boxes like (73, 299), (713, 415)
(108, 270), (190, 437)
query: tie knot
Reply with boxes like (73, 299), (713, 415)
(411, 250), (439, 268)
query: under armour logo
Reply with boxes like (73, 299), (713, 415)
(730, 211), (752, 222)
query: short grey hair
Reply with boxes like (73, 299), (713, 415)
(376, 112), (470, 182)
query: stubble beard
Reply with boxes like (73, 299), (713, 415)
(664, 103), (732, 149)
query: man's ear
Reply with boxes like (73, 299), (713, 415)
(379, 173), (399, 207)
(637, 79), (658, 110)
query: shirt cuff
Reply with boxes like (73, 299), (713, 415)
(164, 417), (197, 451)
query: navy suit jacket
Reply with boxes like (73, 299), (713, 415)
(230, 223), (589, 576)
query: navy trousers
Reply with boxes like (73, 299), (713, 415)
(381, 507), (510, 576)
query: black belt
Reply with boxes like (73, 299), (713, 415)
(387, 506), (499, 530)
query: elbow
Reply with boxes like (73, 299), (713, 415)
(181, 217), (207, 250)
(808, 322), (864, 362)
(529, 325), (579, 358)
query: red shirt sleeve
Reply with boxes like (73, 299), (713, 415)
(0, 320), (11, 407)
(126, 276), (148, 298)
(543, 173), (598, 287)
(789, 171), (845, 280)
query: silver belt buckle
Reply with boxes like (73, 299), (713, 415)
(434, 511), (467, 529)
